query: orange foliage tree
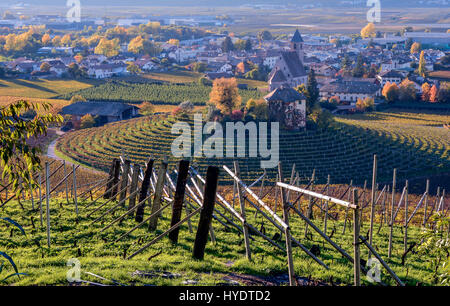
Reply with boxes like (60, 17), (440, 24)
(209, 78), (242, 116)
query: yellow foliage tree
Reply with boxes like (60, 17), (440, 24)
(209, 78), (242, 116)
(94, 38), (120, 57)
(410, 42), (421, 54)
(167, 39), (180, 46)
(361, 23), (375, 38)
(422, 83), (431, 102)
(128, 36), (144, 54)
(42, 33), (51, 46)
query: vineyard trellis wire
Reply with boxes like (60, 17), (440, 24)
(0, 153), (448, 286)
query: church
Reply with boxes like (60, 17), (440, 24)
(268, 29), (308, 91)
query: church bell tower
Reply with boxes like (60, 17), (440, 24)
(291, 29), (304, 62)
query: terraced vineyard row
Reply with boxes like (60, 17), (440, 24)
(56, 111), (450, 185)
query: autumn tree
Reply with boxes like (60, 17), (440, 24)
(128, 36), (145, 54)
(209, 77), (242, 116)
(429, 85), (439, 103)
(42, 33), (51, 45)
(437, 83), (449, 103)
(167, 38), (180, 46)
(382, 81), (392, 97)
(70, 95), (86, 104)
(127, 63), (141, 75)
(422, 82), (431, 102)
(80, 114), (95, 129)
(418, 50), (427, 77)
(410, 42), (421, 54)
(139, 102), (154, 116)
(361, 23), (376, 38)
(384, 83), (400, 103)
(399, 79), (417, 101)
(52, 35), (61, 47)
(94, 38), (120, 57)
(61, 34), (71, 46)
(0, 100), (62, 194)
(40, 62), (51, 72)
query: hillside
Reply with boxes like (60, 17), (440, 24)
(55, 110), (450, 190)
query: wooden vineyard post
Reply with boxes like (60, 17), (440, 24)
(38, 173), (43, 226)
(388, 168), (396, 258)
(234, 161), (252, 261)
(304, 169), (315, 238)
(111, 159), (121, 200)
(128, 164), (140, 211)
(423, 179), (430, 227)
(73, 164), (78, 217)
(353, 188), (360, 286)
(29, 182), (34, 210)
(63, 160), (69, 204)
(45, 162), (51, 248)
(278, 162), (296, 286)
(193, 166), (219, 260)
(104, 159), (117, 199)
(119, 160), (131, 206)
(360, 180), (367, 226)
(168, 160), (190, 244)
(148, 160), (168, 231)
(324, 174), (330, 234)
(404, 180), (409, 254)
(369, 154), (377, 256)
(343, 180), (353, 235)
(135, 159), (154, 223)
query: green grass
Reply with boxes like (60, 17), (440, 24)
(0, 197), (439, 286)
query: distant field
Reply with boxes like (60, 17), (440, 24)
(0, 79), (100, 99)
(428, 71), (450, 82)
(0, 96), (70, 114)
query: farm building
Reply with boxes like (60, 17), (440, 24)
(61, 101), (139, 124)
(264, 86), (307, 130)
(319, 78), (381, 103)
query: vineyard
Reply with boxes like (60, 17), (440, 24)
(55, 110), (450, 190)
(58, 80), (264, 105)
(0, 155), (448, 286)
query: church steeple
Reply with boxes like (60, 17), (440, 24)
(290, 29), (304, 62)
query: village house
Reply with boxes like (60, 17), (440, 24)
(376, 70), (405, 87)
(263, 50), (281, 69)
(268, 30), (308, 91)
(264, 86), (307, 130)
(87, 63), (128, 79)
(319, 78), (381, 103)
(61, 101), (139, 125)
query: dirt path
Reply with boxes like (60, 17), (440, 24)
(46, 130), (106, 175)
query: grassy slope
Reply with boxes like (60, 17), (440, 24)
(0, 79), (101, 99)
(0, 196), (436, 286)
